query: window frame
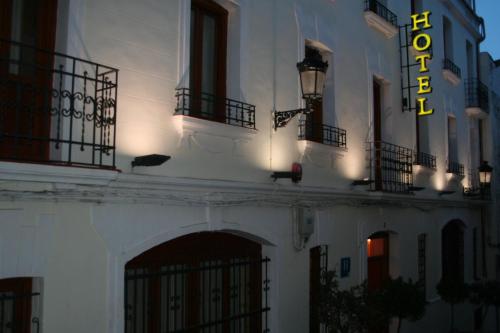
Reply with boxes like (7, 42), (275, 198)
(190, 0), (228, 122)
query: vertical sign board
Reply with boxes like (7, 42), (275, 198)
(412, 11), (434, 116)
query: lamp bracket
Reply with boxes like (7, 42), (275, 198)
(273, 100), (315, 130)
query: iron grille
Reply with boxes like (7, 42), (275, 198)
(0, 292), (40, 333)
(364, 0), (398, 27)
(417, 234), (426, 295)
(446, 160), (464, 176)
(443, 58), (462, 79)
(0, 39), (118, 168)
(175, 88), (256, 130)
(368, 141), (413, 194)
(414, 151), (436, 170)
(465, 78), (489, 111)
(298, 120), (347, 148)
(125, 257), (270, 333)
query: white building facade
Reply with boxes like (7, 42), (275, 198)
(0, 0), (498, 332)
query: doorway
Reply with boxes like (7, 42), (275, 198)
(125, 232), (270, 333)
(367, 232), (390, 292)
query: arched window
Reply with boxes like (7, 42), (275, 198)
(441, 221), (465, 283)
(124, 232), (270, 333)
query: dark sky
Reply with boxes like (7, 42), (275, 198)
(477, 0), (500, 59)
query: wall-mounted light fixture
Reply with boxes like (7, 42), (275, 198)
(479, 161), (493, 186)
(351, 178), (374, 186)
(274, 50), (328, 129)
(271, 163), (303, 183)
(438, 190), (455, 196)
(132, 154), (171, 167)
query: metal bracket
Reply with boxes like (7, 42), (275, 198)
(273, 100), (316, 130)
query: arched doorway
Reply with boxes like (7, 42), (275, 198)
(367, 232), (390, 291)
(124, 232), (270, 333)
(441, 220), (465, 282)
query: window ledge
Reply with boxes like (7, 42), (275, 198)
(0, 161), (119, 185)
(364, 11), (398, 39)
(465, 107), (489, 119)
(298, 140), (346, 160)
(442, 69), (461, 86)
(174, 115), (257, 141)
(413, 164), (437, 176)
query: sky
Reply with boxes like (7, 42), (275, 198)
(477, 0), (500, 60)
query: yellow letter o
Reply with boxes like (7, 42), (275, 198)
(413, 33), (431, 52)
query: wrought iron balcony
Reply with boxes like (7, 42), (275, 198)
(298, 120), (347, 148)
(447, 160), (465, 176)
(175, 88), (256, 130)
(443, 58), (462, 79)
(364, 0), (398, 27)
(0, 39), (118, 168)
(367, 141), (414, 194)
(465, 78), (489, 112)
(414, 151), (437, 170)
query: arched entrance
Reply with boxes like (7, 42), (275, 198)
(367, 232), (390, 291)
(441, 220), (465, 282)
(124, 232), (269, 333)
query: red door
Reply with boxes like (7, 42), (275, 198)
(0, 0), (58, 162)
(367, 233), (389, 292)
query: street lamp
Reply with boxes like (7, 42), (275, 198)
(478, 160), (493, 186)
(274, 51), (328, 129)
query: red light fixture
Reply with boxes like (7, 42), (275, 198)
(271, 163), (303, 183)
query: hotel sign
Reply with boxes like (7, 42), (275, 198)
(411, 11), (433, 116)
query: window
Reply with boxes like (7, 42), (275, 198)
(466, 41), (474, 79)
(442, 221), (464, 283)
(190, 0), (227, 121)
(447, 116), (458, 163)
(473, 227), (479, 280)
(304, 46), (326, 143)
(0, 277), (41, 333)
(310, 245), (328, 333)
(417, 234), (426, 294)
(442, 16), (453, 61)
(125, 232), (270, 333)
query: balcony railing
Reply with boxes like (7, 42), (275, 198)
(465, 78), (489, 111)
(175, 88), (256, 130)
(364, 0), (398, 27)
(414, 151), (437, 170)
(298, 120), (347, 148)
(368, 141), (414, 194)
(0, 39), (118, 168)
(443, 58), (462, 78)
(447, 160), (465, 176)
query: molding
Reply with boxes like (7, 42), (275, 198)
(0, 162), (119, 185)
(174, 115), (257, 140)
(0, 167), (489, 210)
(363, 11), (398, 39)
(442, 69), (461, 86)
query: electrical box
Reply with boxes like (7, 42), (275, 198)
(297, 207), (315, 238)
